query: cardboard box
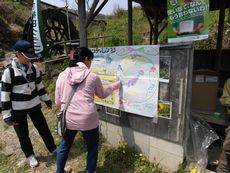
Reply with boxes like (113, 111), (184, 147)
(191, 70), (218, 112)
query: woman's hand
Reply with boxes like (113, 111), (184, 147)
(112, 81), (121, 90)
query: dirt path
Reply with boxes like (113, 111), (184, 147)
(0, 114), (58, 172)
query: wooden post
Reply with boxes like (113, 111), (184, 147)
(65, 0), (71, 41)
(78, 0), (88, 47)
(153, 10), (158, 45)
(150, 24), (153, 45)
(128, 0), (133, 45)
(216, 0), (226, 73)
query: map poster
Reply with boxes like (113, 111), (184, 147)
(91, 45), (159, 118)
(167, 0), (209, 43)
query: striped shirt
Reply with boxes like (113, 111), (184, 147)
(1, 58), (50, 120)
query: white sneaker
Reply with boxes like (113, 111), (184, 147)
(64, 167), (73, 173)
(49, 149), (57, 156)
(27, 154), (38, 168)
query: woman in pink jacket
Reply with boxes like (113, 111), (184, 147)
(55, 47), (120, 173)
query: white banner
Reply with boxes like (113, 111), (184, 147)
(32, 0), (49, 58)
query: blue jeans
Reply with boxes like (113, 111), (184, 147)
(56, 127), (99, 173)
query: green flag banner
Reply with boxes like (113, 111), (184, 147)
(32, 0), (50, 58)
(167, 0), (209, 43)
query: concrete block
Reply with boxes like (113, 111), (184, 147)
(149, 147), (183, 171)
(150, 136), (184, 157)
(99, 120), (184, 171)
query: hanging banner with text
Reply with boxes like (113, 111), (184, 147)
(91, 45), (159, 118)
(32, 0), (50, 58)
(167, 0), (209, 43)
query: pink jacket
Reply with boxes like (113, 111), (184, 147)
(55, 62), (120, 131)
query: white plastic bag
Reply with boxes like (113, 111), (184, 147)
(185, 112), (219, 172)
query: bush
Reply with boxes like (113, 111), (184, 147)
(0, 48), (5, 59)
(98, 141), (163, 173)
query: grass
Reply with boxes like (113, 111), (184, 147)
(0, 66), (188, 173)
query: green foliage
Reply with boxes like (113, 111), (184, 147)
(0, 151), (29, 173)
(88, 7), (149, 47)
(0, 48), (5, 59)
(0, 1), (31, 26)
(0, 0), (32, 50)
(158, 31), (168, 44)
(132, 7), (149, 45)
(158, 21), (168, 44)
(43, 75), (57, 101)
(158, 102), (170, 115)
(176, 162), (188, 173)
(104, 9), (128, 46)
(160, 67), (170, 80)
(194, 11), (219, 50)
(88, 7), (229, 50)
(54, 59), (69, 71)
(98, 141), (163, 173)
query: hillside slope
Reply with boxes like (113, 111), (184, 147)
(0, 1), (31, 50)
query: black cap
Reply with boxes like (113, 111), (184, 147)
(14, 39), (37, 59)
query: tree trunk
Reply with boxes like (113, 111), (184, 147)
(78, 0), (88, 47)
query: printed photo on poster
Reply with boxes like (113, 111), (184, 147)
(158, 100), (172, 119)
(159, 56), (171, 83)
(159, 83), (170, 101)
(105, 107), (121, 117)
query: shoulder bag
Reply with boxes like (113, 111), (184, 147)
(57, 84), (78, 137)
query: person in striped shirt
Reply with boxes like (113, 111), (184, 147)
(1, 39), (56, 168)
